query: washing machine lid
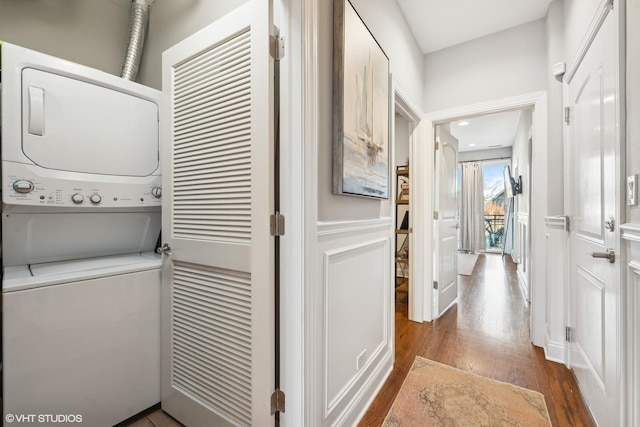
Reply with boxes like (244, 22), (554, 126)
(21, 68), (159, 176)
(3, 252), (162, 292)
(29, 252), (161, 277)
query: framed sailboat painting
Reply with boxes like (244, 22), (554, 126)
(332, 0), (390, 199)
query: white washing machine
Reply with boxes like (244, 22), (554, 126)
(3, 253), (161, 426)
(1, 43), (164, 425)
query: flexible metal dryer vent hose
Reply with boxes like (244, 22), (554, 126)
(121, 0), (153, 81)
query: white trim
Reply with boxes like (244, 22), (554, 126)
(425, 91), (547, 124)
(564, 0), (614, 84)
(333, 352), (393, 426)
(317, 218), (392, 236)
(423, 91), (547, 346)
(621, 223), (640, 243)
(408, 118), (433, 322)
(278, 0), (305, 426)
(393, 77), (424, 122)
(392, 77), (426, 323)
(301, 0), (319, 425)
(545, 215), (569, 231)
(544, 332), (567, 364)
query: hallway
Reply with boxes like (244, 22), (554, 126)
(359, 254), (594, 426)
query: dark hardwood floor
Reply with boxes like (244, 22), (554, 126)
(359, 253), (595, 426)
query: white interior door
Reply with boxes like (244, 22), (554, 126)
(566, 8), (621, 426)
(161, 2), (275, 426)
(434, 126), (459, 318)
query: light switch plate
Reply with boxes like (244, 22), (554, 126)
(628, 174), (638, 206)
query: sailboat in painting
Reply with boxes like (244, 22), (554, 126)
(342, 49), (388, 198)
(355, 53), (383, 167)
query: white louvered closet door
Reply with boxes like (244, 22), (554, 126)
(161, 1), (275, 426)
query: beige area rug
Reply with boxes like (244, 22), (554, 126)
(458, 253), (479, 276)
(383, 357), (551, 427)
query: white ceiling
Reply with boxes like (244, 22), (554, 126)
(449, 110), (522, 153)
(397, 0), (554, 54)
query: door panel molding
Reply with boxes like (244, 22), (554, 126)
(565, 0), (614, 83)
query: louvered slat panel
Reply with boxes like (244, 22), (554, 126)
(172, 28), (251, 244)
(175, 134), (250, 156)
(172, 261), (252, 426)
(174, 32), (250, 90)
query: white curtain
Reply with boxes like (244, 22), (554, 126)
(460, 161), (485, 253)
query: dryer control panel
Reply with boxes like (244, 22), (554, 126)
(3, 162), (162, 208)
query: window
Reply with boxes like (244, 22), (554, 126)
(482, 161), (509, 251)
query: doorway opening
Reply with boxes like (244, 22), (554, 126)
(393, 111), (411, 316)
(445, 107), (533, 306)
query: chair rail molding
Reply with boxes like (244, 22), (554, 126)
(621, 223), (640, 243)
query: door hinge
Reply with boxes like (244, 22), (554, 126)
(564, 106), (570, 124)
(565, 326), (573, 342)
(270, 212), (285, 236)
(433, 211), (439, 220)
(271, 389), (285, 415)
(434, 141), (439, 150)
(433, 280), (439, 290)
(270, 35), (285, 61)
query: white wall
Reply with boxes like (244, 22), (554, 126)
(512, 109), (532, 216)
(423, 19), (547, 114)
(309, 0), (423, 424)
(138, 0), (248, 89)
(350, 0), (424, 110)
(546, 0), (565, 216)
(0, 0), (129, 76)
(623, 5), (640, 421)
(395, 114), (410, 167)
(0, 0), (248, 91)
(317, 0), (423, 221)
(627, 0), (640, 224)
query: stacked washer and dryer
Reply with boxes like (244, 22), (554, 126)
(1, 43), (163, 425)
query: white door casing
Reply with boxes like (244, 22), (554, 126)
(410, 117), (434, 322)
(425, 92), (547, 345)
(161, 1), (276, 426)
(565, 6), (622, 426)
(434, 125), (459, 318)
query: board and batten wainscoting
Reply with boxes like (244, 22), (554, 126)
(621, 223), (640, 427)
(309, 218), (394, 426)
(544, 215), (569, 364)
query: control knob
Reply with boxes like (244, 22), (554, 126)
(90, 194), (102, 204)
(13, 180), (34, 194)
(71, 193), (84, 204)
(151, 187), (162, 198)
